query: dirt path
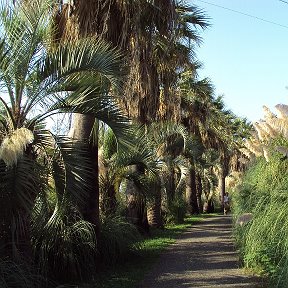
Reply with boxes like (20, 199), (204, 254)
(139, 215), (266, 288)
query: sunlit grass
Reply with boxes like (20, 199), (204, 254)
(233, 155), (288, 288)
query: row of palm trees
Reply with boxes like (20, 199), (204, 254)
(0, 0), (251, 284)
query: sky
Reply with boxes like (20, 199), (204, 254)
(189, 0), (288, 122)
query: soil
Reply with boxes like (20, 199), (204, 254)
(138, 215), (267, 288)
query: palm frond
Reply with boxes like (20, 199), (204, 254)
(149, 121), (188, 158)
(31, 199), (96, 281)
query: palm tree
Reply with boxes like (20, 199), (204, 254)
(146, 121), (188, 225)
(179, 70), (216, 214)
(55, 0), (210, 228)
(201, 97), (251, 210)
(99, 126), (158, 219)
(0, 0), (127, 266)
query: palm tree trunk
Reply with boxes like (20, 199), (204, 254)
(166, 169), (175, 208)
(202, 177), (214, 213)
(196, 173), (203, 213)
(70, 114), (100, 234)
(101, 184), (117, 216)
(147, 181), (163, 228)
(186, 167), (199, 214)
(218, 168), (226, 212)
(126, 165), (149, 234)
(206, 198), (215, 213)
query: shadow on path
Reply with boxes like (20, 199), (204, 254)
(138, 215), (266, 288)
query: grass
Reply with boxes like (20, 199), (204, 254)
(232, 155), (288, 288)
(82, 215), (205, 288)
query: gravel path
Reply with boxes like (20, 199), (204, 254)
(139, 215), (266, 288)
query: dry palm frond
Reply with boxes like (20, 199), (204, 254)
(0, 128), (34, 166)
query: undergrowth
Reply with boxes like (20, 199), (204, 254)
(233, 154), (288, 288)
(61, 215), (203, 288)
(0, 215), (203, 288)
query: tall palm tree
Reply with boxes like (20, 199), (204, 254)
(99, 126), (158, 219)
(0, 0), (127, 262)
(179, 70), (216, 213)
(201, 97), (251, 210)
(147, 121), (188, 225)
(55, 0), (210, 228)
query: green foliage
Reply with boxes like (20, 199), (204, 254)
(32, 202), (97, 282)
(0, 0), (129, 284)
(103, 128), (118, 159)
(0, 259), (51, 288)
(98, 216), (142, 265)
(164, 196), (187, 224)
(233, 153), (288, 287)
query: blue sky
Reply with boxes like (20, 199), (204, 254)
(189, 0), (288, 122)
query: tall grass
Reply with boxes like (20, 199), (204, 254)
(233, 154), (288, 287)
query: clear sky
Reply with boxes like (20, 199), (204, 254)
(189, 0), (288, 122)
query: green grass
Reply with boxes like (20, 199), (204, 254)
(81, 215), (204, 288)
(232, 155), (288, 287)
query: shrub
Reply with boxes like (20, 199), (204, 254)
(0, 259), (51, 288)
(164, 196), (187, 224)
(98, 216), (142, 265)
(233, 155), (288, 287)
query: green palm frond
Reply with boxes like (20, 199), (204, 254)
(184, 134), (204, 160)
(41, 37), (125, 89)
(173, 155), (189, 194)
(0, 0), (128, 135)
(40, 133), (94, 209)
(99, 125), (160, 204)
(102, 127), (118, 159)
(31, 199), (96, 281)
(0, 97), (15, 129)
(149, 121), (188, 158)
(0, 154), (44, 258)
(176, 2), (211, 30)
(1, 155), (41, 214)
(115, 144), (159, 175)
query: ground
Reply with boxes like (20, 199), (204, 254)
(139, 215), (267, 288)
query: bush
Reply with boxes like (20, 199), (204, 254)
(98, 216), (142, 265)
(0, 259), (51, 288)
(233, 155), (288, 287)
(32, 204), (97, 283)
(164, 196), (187, 224)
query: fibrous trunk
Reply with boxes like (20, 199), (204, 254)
(125, 165), (149, 234)
(69, 114), (100, 234)
(147, 181), (163, 228)
(166, 168), (175, 208)
(186, 167), (199, 214)
(218, 168), (226, 212)
(196, 173), (203, 213)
